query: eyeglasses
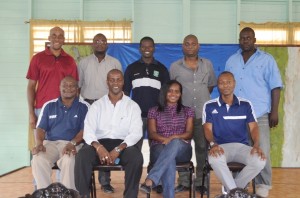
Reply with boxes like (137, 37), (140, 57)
(94, 40), (107, 45)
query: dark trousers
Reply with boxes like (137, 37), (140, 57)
(74, 139), (143, 198)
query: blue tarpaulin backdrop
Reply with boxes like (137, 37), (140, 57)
(107, 43), (240, 98)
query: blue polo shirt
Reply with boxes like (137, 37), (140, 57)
(202, 95), (256, 145)
(37, 97), (89, 141)
(225, 48), (283, 118)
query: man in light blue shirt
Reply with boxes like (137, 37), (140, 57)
(225, 27), (283, 198)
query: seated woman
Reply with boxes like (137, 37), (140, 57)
(140, 80), (194, 198)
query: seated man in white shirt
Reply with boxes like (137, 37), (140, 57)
(74, 69), (144, 198)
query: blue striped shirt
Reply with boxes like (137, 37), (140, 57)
(203, 95), (256, 145)
(37, 97), (89, 141)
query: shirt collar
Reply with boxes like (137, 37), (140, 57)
(166, 104), (178, 110)
(92, 53), (107, 62)
(217, 95), (240, 107)
(45, 47), (68, 56)
(238, 47), (261, 55)
(58, 97), (79, 108)
(138, 58), (159, 65)
(104, 92), (127, 104)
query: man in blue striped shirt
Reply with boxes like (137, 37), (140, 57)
(202, 71), (266, 198)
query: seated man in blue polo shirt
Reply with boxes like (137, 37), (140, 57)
(202, 71), (266, 198)
(31, 76), (89, 190)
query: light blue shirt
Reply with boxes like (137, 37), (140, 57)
(225, 48), (283, 118)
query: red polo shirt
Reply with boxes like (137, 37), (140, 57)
(26, 48), (78, 108)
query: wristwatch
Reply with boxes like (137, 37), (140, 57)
(114, 147), (121, 153)
(209, 141), (217, 148)
(70, 140), (77, 146)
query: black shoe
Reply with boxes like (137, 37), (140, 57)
(174, 184), (189, 193)
(154, 185), (163, 194)
(101, 184), (114, 193)
(214, 194), (226, 198)
(196, 186), (207, 194)
(140, 183), (151, 194)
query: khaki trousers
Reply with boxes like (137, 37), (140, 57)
(31, 140), (82, 190)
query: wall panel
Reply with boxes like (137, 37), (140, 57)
(0, 0), (30, 175)
(241, 0), (288, 22)
(133, 0), (182, 43)
(83, 0), (132, 21)
(32, 0), (81, 20)
(191, 0), (237, 43)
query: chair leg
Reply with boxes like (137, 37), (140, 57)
(90, 171), (96, 198)
(207, 171), (210, 198)
(252, 178), (256, 195)
(202, 168), (210, 198)
(189, 167), (192, 198)
(192, 172), (196, 198)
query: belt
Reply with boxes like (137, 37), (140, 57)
(84, 98), (98, 105)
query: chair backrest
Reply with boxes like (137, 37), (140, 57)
(92, 164), (124, 171)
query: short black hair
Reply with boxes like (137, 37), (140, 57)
(140, 36), (155, 47)
(240, 27), (255, 37)
(218, 71), (235, 80)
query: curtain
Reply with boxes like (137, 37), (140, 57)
(240, 21), (300, 45)
(29, 19), (132, 57)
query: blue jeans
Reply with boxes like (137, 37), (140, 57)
(147, 139), (192, 198)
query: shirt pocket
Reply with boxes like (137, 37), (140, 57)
(196, 72), (209, 85)
(118, 113), (130, 130)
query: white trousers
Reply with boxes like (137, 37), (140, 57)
(208, 143), (266, 190)
(31, 140), (82, 190)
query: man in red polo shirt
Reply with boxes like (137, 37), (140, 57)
(26, 26), (78, 130)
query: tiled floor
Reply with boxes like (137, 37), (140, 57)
(0, 167), (299, 198)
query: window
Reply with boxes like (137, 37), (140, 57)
(255, 29), (287, 45)
(30, 19), (132, 56)
(240, 22), (300, 45)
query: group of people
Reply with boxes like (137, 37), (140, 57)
(26, 26), (282, 198)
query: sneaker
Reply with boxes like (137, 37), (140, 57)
(256, 187), (269, 197)
(174, 184), (189, 193)
(154, 185), (163, 194)
(196, 186), (207, 194)
(227, 187), (252, 198)
(101, 184), (114, 193)
(140, 183), (151, 194)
